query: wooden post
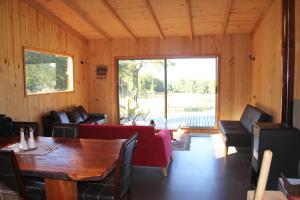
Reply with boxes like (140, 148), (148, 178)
(281, 0), (295, 127)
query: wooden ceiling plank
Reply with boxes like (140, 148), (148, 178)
(144, 0), (165, 40)
(221, 0), (233, 36)
(100, 0), (137, 41)
(184, 0), (193, 40)
(63, 0), (111, 40)
(250, 0), (274, 36)
(22, 0), (87, 42)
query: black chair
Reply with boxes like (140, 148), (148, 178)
(78, 133), (138, 200)
(0, 150), (45, 200)
(51, 123), (79, 139)
(13, 121), (39, 137)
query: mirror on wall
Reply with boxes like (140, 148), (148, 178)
(23, 48), (74, 95)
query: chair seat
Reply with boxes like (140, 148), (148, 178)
(220, 120), (245, 130)
(223, 129), (252, 147)
(0, 178), (45, 200)
(78, 182), (115, 200)
(223, 128), (249, 135)
(24, 181), (45, 200)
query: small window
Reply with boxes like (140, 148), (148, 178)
(24, 48), (74, 95)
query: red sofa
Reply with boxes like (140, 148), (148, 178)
(79, 124), (173, 176)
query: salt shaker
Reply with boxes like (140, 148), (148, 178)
(19, 128), (28, 151)
(28, 127), (36, 149)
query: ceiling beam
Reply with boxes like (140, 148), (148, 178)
(184, 0), (193, 40)
(250, 0), (274, 36)
(144, 0), (165, 40)
(221, 0), (233, 36)
(100, 0), (137, 41)
(22, 0), (87, 42)
(63, 0), (111, 40)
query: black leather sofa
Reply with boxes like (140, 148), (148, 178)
(220, 104), (272, 157)
(42, 105), (107, 137)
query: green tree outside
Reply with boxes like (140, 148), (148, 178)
(25, 50), (71, 94)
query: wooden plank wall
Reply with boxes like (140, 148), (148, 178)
(250, 0), (282, 122)
(0, 0), (88, 131)
(87, 35), (251, 124)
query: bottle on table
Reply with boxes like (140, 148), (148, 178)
(19, 127), (28, 151)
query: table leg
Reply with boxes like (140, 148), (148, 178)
(45, 178), (77, 200)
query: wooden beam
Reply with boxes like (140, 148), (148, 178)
(184, 0), (193, 40)
(22, 0), (87, 42)
(100, 0), (137, 41)
(144, 0), (165, 40)
(63, 0), (111, 40)
(221, 0), (233, 36)
(250, 0), (274, 36)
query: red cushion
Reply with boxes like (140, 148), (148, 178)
(79, 124), (172, 167)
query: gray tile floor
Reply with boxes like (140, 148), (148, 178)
(131, 135), (251, 200)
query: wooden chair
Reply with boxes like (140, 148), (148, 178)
(0, 150), (45, 200)
(78, 133), (138, 200)
(51, 123), (79, 139)
(247, 150), (287, 200)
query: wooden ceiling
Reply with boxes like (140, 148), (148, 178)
(29, 0), (273, 40)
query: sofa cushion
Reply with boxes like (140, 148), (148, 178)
(222, 129), (252, 147)
(220, 120), (245, 130)
(51, 111), (70, 123)
(76, 106), (89, 121)
(222, 128), (249, 135)
(68, 110), (84, 123)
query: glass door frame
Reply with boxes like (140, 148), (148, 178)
(116, 55), (220, 131)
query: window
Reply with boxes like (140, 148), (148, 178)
(24, 49), (74, 95)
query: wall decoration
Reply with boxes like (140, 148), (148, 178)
(96, 65), (108, 79)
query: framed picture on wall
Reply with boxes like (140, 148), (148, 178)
(96, 65), (108, 79)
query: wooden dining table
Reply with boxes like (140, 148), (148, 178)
(0, 136), (125, 200)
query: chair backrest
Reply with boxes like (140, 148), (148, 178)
(114, 133), (138, 200)
(0, 150), (24, 199)
(52, 123), (79, 139)
(254, 150), (273, 200)
(12, 121), (39, 137)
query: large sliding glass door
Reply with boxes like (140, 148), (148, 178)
(118, 59), (165, 124)
(167, 58), (217, 129)
(118, 57), (218, 130)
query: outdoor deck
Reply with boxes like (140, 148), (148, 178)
(122, 115), (216, 130)
(180, 115), (215, 128)
(155, 115), (216, 130)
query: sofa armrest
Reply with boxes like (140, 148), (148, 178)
(153, 130), (173, 167)
(88, 113), (107, 122)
